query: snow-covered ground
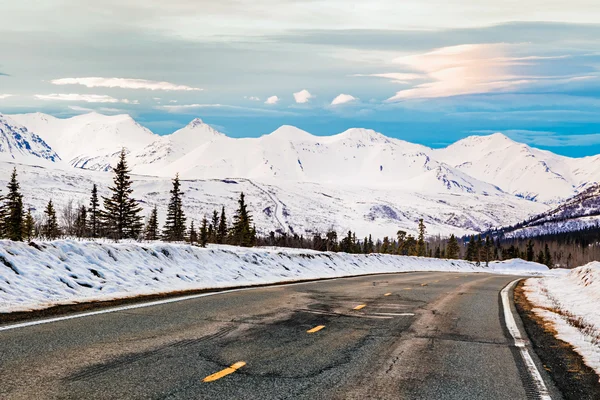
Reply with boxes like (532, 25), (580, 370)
(0, 240), (549, 313)
(524, 263), (600, 374)
(0, 160), (548, 238)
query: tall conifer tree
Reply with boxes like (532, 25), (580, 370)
(23, 209), (35, 241)
(210, 210), (219, 243)
(88, 184), (100, 238)
(416, 219), (426, 257)
(43, 200), (60, 239)
(102, 149), (143, 240)
(3, 168), (24, 241)
(162, 173), (186, 241)
(217, 206), (228, 244)
(200, 216), (209, 247)
(188, 221), (198, 245)
(145, 206), (159, 240)
(446, 234), (460, 259)
(232, 192), (255, 247)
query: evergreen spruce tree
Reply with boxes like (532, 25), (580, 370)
(23, 209), (35, 241)
(416, 219), (426, 256)
(3, 168), (24, 241)
(397, 230), (407, 255)
(200, 216), (209, 247)
(232, 192), (255, 247)
(526, 240), (535, 262)
(188, 221), (198, 245)
(446, 234), (459, 259)
(162, 173), (187, 241)
(74, 205), (88, 238)
(475, 235), (483, 266)
(466, 235), (476, 261)
(484, 236), (492, 267)
(43, 200), (60, 239)
(326, 230), (338, 252)
(88, 184), (100, 238)
(544, 243), (553, 268)
(144, 206), (159, 240)
(217, 206), (227, 244)
(210, 210), (219, 243)
(367, 234), (374, 254)
(102, 149), (143, 240)
(536, 250), (545, 265)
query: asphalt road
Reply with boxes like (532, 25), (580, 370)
(0, 272), (563, 399)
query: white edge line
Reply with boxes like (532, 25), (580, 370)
(501, 279), (552, 400)
(0, 278), (331, 332)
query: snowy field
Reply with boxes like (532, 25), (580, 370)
(0, 239), (549, 313)
(524, 263), (600, 374)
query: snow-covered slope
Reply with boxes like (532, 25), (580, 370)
(0, 114), (60, 164)
(524, 263), (600, 375)
(10, 112), (598, 205)
(495, 184), (600, 238)
(0, 161), (547, 239)
(434, 133), (580, 203)
(9, 112), (157, 169)
(132, 118), (226, 172)
(0, 239), (550, 313)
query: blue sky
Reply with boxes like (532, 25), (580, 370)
(1, 1), (600, 156)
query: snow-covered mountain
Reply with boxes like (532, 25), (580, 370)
(433, 133), (594, 203)
(0, 114), (60, 164)
(9, 110), (600, 237)
(495, 184), (600, 239)
(9, 112), (157, 170)
(11, 112), (598, 205)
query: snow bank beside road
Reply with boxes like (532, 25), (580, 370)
(0, 240), (548, 313)
(525, 263), (600, 375)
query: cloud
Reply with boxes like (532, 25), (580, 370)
(331, 94), (357, 105)
(495, 130), (600, 147)
(158, 103), (295, 115)
(35, 93), (139, 104)
(383, 44), (598, 101)
(293, 89), (313, 103)
(265, 95), (279, 105)
(51, 77), (202, 91)
(68, 105), (93, 112)
(244, 96), (260, 101)
(353, 73), (422, 83)
(0, 94), (13, 99)
(68, 105), (123, 113)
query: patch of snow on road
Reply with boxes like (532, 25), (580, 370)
(525, 263), (600, 375)
(0, 240), (548, 313)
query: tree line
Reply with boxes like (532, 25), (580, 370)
(0, 150), (256, 247)
(0, 150), (592, 268)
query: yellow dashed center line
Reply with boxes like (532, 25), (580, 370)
(202, 361), (246, 382)
(421, 283), (428, 287)
(353, 304), (366, 310)
(307, 325), (325, 333)
(384, 292), (392, 296)
(403, 287), (412, 290)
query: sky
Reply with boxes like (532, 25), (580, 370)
(1, 1), (600, 156)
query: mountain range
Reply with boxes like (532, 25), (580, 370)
(0, 111), (597, 237)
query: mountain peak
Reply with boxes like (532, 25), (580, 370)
(187, 118), (206, 128)
(265, 125), (315, 141)
(337, 128), (390, 142)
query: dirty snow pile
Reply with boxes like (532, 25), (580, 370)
(0, 240), (549, 313)
(524, 263), (600, 374)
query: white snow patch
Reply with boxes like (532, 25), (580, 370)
(0, 240), (548, 313)
(524, 262), (600, 375)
